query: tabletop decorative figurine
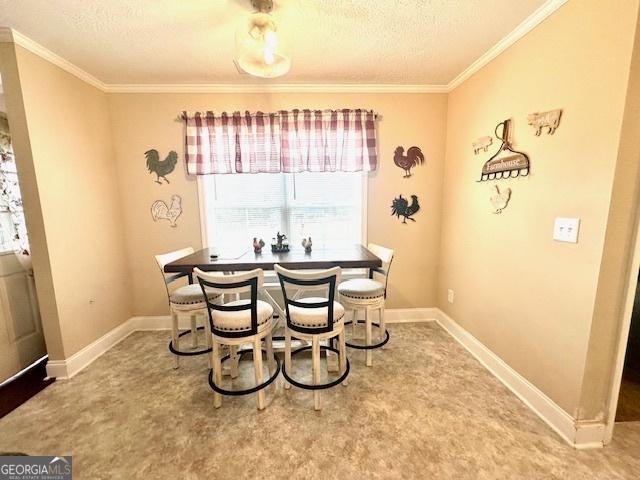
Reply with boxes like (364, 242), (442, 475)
(271, 232), (290, 253)
(302, 237), (313, 253)
(253, 237), (265, 253)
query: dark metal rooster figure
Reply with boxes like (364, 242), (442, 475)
(145, 149), (178, 184)
(394, 146), (425, 178)
(391, 194), (420, 223)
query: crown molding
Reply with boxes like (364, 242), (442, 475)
(0, 27), (107, 91)
(0, 0), (567, 95)
(104, 83), (449, 94)
(447, 0), (568, 91)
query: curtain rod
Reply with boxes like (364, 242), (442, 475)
(179, 109), (379, 121)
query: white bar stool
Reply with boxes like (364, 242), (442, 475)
(155, 247), (222, 369)
(338, 243), (394, 367)
(275, 264), (349, 411)
(194, 268), (279, 411)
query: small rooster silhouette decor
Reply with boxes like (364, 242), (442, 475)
(490, 185), (511, 214)
(253, 237), (265, 253)
(145, 149), (178, 184)
(394, 146), (425, 178)
(151, 194), (182, 227)
(391, 194), (420, 224)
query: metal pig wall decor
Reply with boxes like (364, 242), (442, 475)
(145, 149), (178, 184)
(394, 146), (425, 178)
(527, 109), (562, 135)
(472, 136), (493, 155)
(490, 185), (511, 214)
(478, 119), (530, 181)
(151, 194), (182, 227)
(391, 194), (420, 224)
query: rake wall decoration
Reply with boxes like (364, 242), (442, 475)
(478, 119), (530, 182)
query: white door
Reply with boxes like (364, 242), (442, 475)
(0, 252), (46, 383)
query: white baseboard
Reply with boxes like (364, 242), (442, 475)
(45, 308), (436, 380)
(46, 318), (137, 380)
(435, 308), (605, 449)
(132, 308), (438, 329)
(385, 308), (438, 323)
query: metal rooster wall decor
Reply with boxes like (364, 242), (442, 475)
(490, 185), (511, 214)
(145, 149), (178, 184)
(151, 194), (182, 227)
(394, 146), (425, 178)
(479, 119), (530, 181)
(391, 194), (420, 224)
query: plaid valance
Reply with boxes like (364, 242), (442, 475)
(182, 109), (378, 175)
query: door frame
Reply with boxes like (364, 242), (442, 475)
(604, 180), (640, 444)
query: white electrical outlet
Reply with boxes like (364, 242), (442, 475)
(553, 217), (580, 243)
(447, 289), (454, 304)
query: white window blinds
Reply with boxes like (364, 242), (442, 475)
(200, 172), (364, 255)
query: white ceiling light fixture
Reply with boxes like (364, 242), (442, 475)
(235, 0), (291, 79)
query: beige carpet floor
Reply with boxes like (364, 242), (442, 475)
(0, 323), (639, 479)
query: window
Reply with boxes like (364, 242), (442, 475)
(0, 113), (28, 254)
(199, 172), (365, 255)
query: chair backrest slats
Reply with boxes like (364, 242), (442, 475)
(275, 264), (341, 335)
(154, 247), (196, 305)
(194, 268), (263, 338)
(367, 243), (394, 275)
(367, 243), (395, 297)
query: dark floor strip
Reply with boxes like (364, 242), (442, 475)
(0, 357), (54, 419)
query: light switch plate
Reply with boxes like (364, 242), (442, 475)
(553, 217), (580, 243)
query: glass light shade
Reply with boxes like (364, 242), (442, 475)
(235, 12), (291, 78)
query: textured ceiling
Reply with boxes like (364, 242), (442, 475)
(0, 0), (547, 85)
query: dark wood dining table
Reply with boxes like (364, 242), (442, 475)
(164, 244), (382, 366)
(163, 244), (382, 274)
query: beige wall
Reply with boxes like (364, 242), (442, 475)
(438, 0), (640, 417)
(2, 0), (640, 427)
(108, 93), (448, 315)
(579, 6), (640, 423)
(9, 46), (132, 358)
(0, 42), (65, 360)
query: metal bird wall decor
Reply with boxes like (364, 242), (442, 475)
(391, 194), (420, 224)
(151, 194), (182, 227)
(490, 185), (511, 214)
(393, 146), (425, 178)
(145, 149), (178, 184)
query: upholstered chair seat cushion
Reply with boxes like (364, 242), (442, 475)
(212, 299), (273, 332)
(289, 297), (345, 328)
(169, 284), (221, 305)
(338, 279), (385, 299)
